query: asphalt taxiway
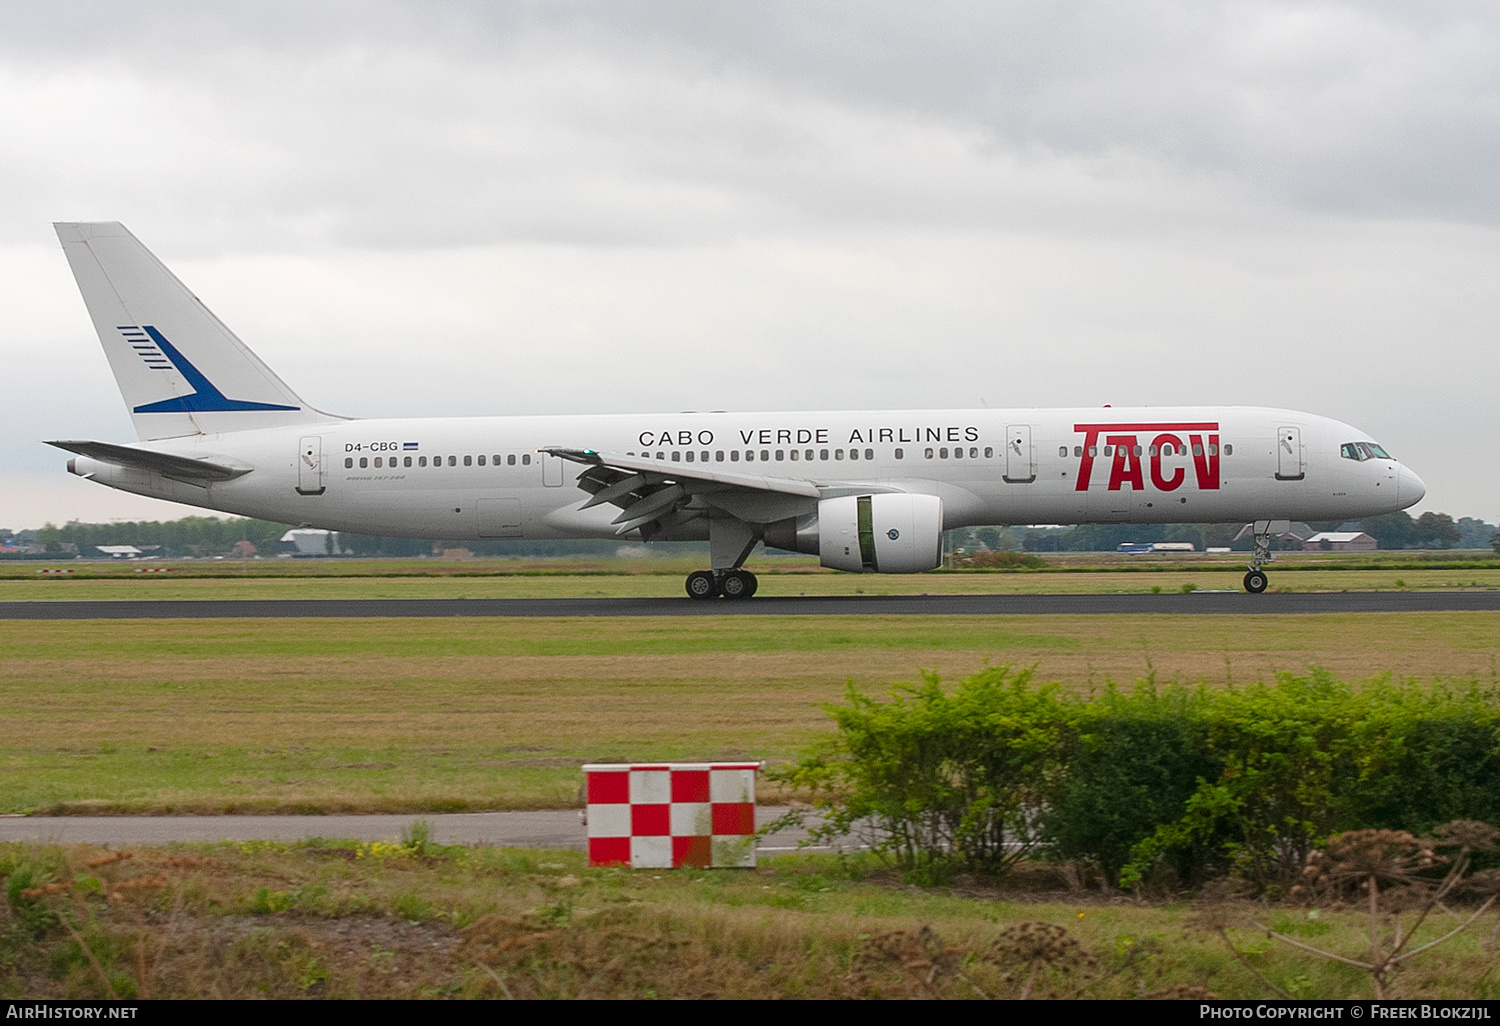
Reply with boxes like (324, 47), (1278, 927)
(0, 591), (1497, 619)
(0, 809), (823, 853)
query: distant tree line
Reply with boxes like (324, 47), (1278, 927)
(8, 509), (1495, 559)
(955, 511), (1495, 553)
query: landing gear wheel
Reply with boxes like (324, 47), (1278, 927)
(686, 571), (720, 600)
(720, 570), (758, 600)
(1243, 570), (1268, 594)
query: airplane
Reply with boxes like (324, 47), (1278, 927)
(46, 221), (1426, 598)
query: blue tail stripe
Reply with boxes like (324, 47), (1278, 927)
(130, 325), (300, 414)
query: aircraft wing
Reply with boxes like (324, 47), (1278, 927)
(542, 447), (840, 537)
(47, 440), (253, 483)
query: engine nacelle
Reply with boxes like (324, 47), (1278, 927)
(764, 493), (944, 573)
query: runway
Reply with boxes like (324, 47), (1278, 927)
(0, 809), (823, 854)
(0, 591), (1497, 619)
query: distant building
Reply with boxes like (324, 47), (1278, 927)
(276, 529), (344, 557)
(92, 545), (143, 558)
(1303, 531), (1377, 552)
(1234, 522), (1315, 546)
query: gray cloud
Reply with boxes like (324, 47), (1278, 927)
(0, 1), (1496, 525)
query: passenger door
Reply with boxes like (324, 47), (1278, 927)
(1276, 426), (1305, 481)
(296, 436), (325, 495)
(1003, 424), (1035, 483)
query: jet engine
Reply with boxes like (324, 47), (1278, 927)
(763, 493), (944, 573)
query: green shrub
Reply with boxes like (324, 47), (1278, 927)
(778, 667), (1066, 882)
(791, 666), (1500, 891)
(1044, 683), (1213, 887)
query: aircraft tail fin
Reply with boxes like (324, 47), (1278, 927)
(54, 222), (342, 440)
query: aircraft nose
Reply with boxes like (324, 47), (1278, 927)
(1397, 464), (1426, 506)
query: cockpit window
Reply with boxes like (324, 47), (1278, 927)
(1341, 441), (1394, 461)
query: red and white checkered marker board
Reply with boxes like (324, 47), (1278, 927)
(583, 763), (760, 869)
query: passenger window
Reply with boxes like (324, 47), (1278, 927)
(985, 446), (994, 458)
(359, 457), (368, 468)
(924, 447), (934, 459)
(671, 451), (681, 462)
(685, 451), (694, 462)
(820, 449), (829, 460)
(806, 449), (814, 461)
(1088, 446), (1097, 457)
(865, 449), (874, 460)
(746, 450), (755, 461)
(1133, 446), (1142, 457)
(507, 454), (515, 465)
(761, 450), (770, 461)
(1103, 446), (1113, 457)
(1192, 444), (1203, 457)
(1074, 446), (1083, 457)
(1148, 445), (1158, 457)
(522, 454), (531, 465)
(374, 457), (383, 468)
(895, 448), (904, 459)
(1224, 444), (1233, 456)
(463, 455), (472, 466)
(404, 456), (412, 467)
(731, 450), (740, 461)
(953, 447), (962, 459)
(419, 456), (427, 467)
(716, 451), (724, 461)
(939, 447), (949, 459)
(492, 454), (500, 464)
(789, 449), (799, 460)
(1207, 444), (1217, 456)
(835, 449), (844, 460)
(968, 447), (977, 459)
(776, 450), (784, 460)
(702, 451), (709, 462)
(477, 455), (485, 466)
(344, 457), (353, 468)
(1058, 446), (1067, 458)
(849, 449), (858, 461)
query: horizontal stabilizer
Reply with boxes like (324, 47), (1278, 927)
(47, 439), (252, 482)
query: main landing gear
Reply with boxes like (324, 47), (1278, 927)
(685, 569), (759, 601)
(1242, 519), (1283, 594)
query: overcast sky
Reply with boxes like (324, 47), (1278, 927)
(2, 1), (1497, 529)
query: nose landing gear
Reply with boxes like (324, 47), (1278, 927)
(684, 569), (759, 601)
(1242, 519), (1285, 594)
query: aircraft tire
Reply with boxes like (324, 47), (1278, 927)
(720, 570), (756, 600)
(686, 571), (720, 600)
(742, 571), (758, 598)
(1243, 570), (1268, 594)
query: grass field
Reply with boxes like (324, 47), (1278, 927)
(3, 611), (1497, 814)
(4, 841), (1496, 999)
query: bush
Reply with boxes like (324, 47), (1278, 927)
(779, 667), (1067, 882)
(785, 667), (1500, 891)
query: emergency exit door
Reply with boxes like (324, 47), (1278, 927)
(1275, 426), (1305, 481)
(296, 436), (325, 495)
(542, 453), (565, 487)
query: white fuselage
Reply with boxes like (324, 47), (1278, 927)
(69, 406), (1423, 541)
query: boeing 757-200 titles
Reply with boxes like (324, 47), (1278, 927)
(47, 222), (1426, 597)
